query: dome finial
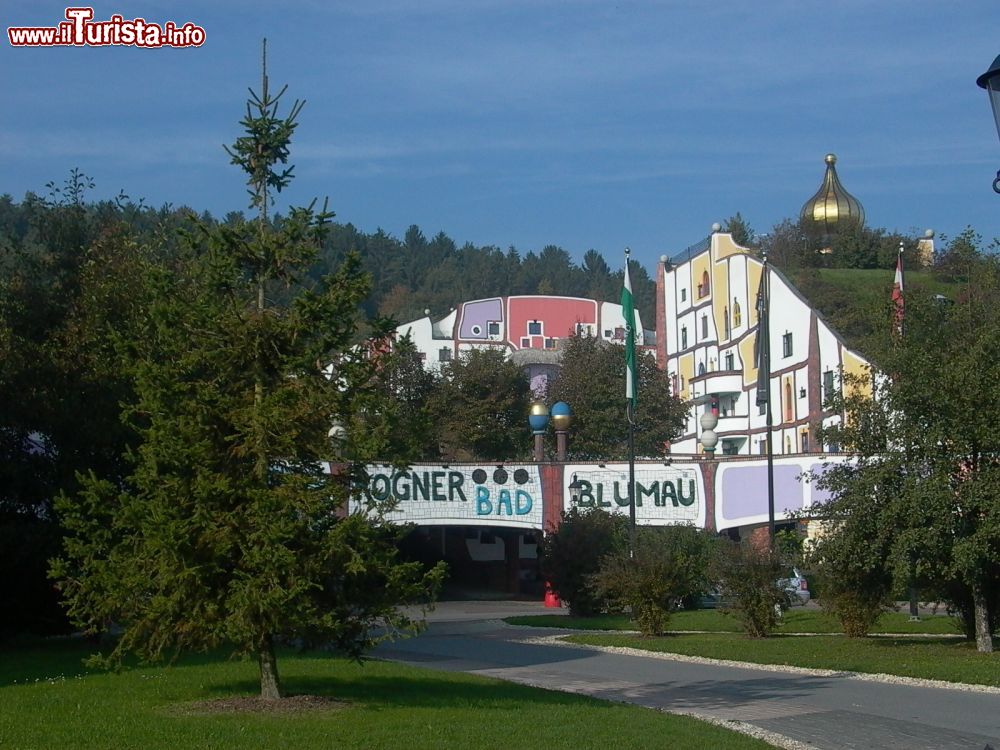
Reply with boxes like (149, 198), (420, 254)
(800, 153), (865, 237)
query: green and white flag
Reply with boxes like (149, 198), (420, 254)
(622, 250), (637, 410)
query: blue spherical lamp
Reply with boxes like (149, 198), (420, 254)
(551, 401), (573, 431)
(528, 401), (550, 435)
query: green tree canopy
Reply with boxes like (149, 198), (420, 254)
(546, 335), (686, 460)
(814, 248), (1000, 652)
(429, 348), (533, 461)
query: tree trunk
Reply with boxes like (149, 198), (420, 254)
(972, 581), (994, 653)
(258, 633), (282, 699)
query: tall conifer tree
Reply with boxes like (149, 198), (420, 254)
(53, 42), (444, 699)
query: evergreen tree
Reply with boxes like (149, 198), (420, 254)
(52, 46), (444, 699)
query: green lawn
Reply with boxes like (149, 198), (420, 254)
(505, 609), (998, 687)
(507, 608), (964, 635)
(562, 633), (1000, 687)
(0, 637), (771, 750)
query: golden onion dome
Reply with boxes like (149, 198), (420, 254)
(799, 153), (865, 235)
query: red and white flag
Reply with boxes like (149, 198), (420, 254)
(892, 245), (904, 334)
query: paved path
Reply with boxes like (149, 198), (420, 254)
(377, 601), (1000, 750)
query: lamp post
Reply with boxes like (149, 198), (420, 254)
(976, 53), (1000, 193)
(699, 410), (718, 457)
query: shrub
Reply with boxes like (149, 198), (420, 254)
(541, 508), (628, 616)
(591, 525), (715, 636)
(712, 541), (787, 638)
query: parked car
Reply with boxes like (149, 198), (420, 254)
(696, 567), (810, 609)
(778, 567), (810, 605)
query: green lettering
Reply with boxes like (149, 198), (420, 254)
(678, 479), (696, 507)
(636, 482), (658, 507)
(448, 471), (467, 502)
(412, 472), (429, 501)
(370, 473), (390, 502)
(392, 471), (410, 501)
(662, 481), (679, 508)
(431, 471), (447, 501)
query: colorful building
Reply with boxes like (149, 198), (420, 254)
(656, 230), (872, 456)
(394, 295), (649, 393)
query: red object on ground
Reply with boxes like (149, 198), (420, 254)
(544, 583), (561, 608)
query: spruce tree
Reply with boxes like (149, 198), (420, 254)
(53, 42), (444, 699)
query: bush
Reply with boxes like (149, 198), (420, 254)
(591, 525), (715, 636)
(807, 525), (894, 637)
(821, 589), (891, 637)
(541, 508), (628, 616)
(712, 541), (787, 638)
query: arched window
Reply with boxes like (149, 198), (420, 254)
(723, 307), (730, 339)
(733, 299), (741, 327)
(784, 381), (793, 422)
(698, 270), (710, 298)
(698, 362), (706, 376)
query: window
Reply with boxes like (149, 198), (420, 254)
(544, 337), (556, 349)
(439, 348), (452, 362)
(698, 362), (706, 376)
(733, 300), (742, 327)
(681, 326), (688, 349)
(614, 326), (625, 341)
(823, 370), (835, 400)
(488, 321), (501, 336)
(782, 332), (793, 358)
(698, 270), (710, 298)
(520, 337), (530, 348)
(801, 431), (810, 452)
(723, 307), (730, 339)
(784, 381), (793, 422)
(701, 314), (708, 339)
(680, 288), (687, 302)
(758, 439), (767, 455)
(758, 399), (766, 416)
(724, 351), (735, 371)
(528, 321), (542, 335)
(785, 436), (793, 454)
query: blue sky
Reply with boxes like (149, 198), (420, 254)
(3, 1), (1000, 273)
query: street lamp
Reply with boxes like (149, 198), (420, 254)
(699, 410), (718, 457)
(976, 53), (1000, 193)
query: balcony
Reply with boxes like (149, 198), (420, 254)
(688, 370), (743, 403)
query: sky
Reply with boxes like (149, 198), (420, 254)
(3, 1), (1000, 274)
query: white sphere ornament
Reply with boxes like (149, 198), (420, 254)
(699, 411), (718, 431)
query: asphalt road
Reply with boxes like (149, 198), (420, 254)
(375, 601), (1000, 750)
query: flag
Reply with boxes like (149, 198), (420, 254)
(622, 250), (637, 410)
(892, 244), (904, 334)
(753, 263), (769, 407)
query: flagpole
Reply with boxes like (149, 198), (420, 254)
(761, 252), (775, 549)
(623, 248), (637, 559)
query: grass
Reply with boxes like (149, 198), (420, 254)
(507, 608), (965, 635)
(506, 608), (999, 687)
(562, 633), (1000, 687)
(0, 637), (771, 750)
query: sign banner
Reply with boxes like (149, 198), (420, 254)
(563, 463), (704, 526)
(353, 464), (543, 529)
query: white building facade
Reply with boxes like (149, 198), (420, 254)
(656, 231), (871, 456)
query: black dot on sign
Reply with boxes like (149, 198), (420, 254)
(513, 469), (529, 484)
(493, 468), (508, 484)
(472, 469), (487, 484)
